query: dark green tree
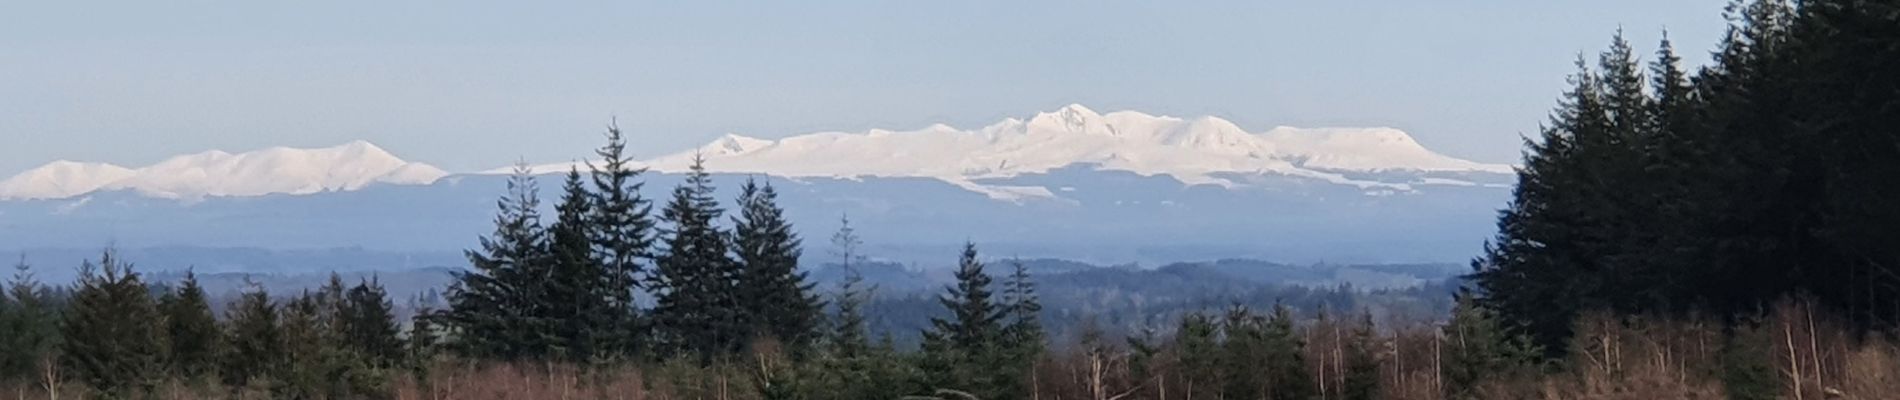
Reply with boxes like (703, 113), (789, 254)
(222, 283), (282, 390)
(157, 270), (221, 379)
(732, 177), (822, 355)
(440, 164), (553, 360)
(650, 154), (743, 361)
(338, 277), (404, 368)
(1441, 292), (1538, 399)
(60, 251), (165, 397)
(0, 257), (59, 381)
(1341, 312), (1381, 400)
(586, 121), (655, 359)
(545, 168), (618, 363)
(919, 243), (1015, 399)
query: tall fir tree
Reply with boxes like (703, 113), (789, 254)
(222, 282), (282, 390)
(919, 242), (1016, 399)
(545, 168), (619, 363)
(586, 121), (655, 358)
(650, 154), (743, 361)
(338, 277), (404, 368)
(732, 177), (823, 355)
(60, 250), (165, 397)
(440, 163), (553, 360)
(157, 270), (221, 379)
(0, 257), (58, 381)
(1341, 311), (1381, 400)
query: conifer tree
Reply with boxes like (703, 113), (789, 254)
(920, 243), (1014, 399)
(826, 215), (871, 359)
(1441, 292), (1537, 399)
(545, 168), (618, 363)
(651, 154), (743, 361)
(440, 164), (553, 360)
(157, 270), (220, 379)
(1341, 312), (1381, 400)
(586, 122), (655, 358)
(999, 259), (1043, 392)
(0, 257), (58, 381)
(1174, 312), (1223, 399)
(276, 293), (330, 397)
(338, 277), (403, 368)
(222, 283), (282, 390)
(732, 177), (822, 354)
(59, 251), (165, 397)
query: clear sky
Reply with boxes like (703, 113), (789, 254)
(0, 1), (1732, 175)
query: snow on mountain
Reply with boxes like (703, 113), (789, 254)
(631, 104), (1511, 190)
(0, 161), (137, 200)
(0, 141), (448, 200)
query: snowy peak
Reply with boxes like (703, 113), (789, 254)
(0, 161), (137, 200)
(638, 105), (1512, 189)
(0, 141), (448, 200)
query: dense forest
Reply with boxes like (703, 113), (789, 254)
(4, 0), (1900, 398)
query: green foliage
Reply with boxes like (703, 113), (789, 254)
(919, 243), (1018, 399)
(59, 251), (165, 397)
(157, 270), (221, 378)
(733, 177), (823, 356)
(1341, 312), (1381, 400)
(651, 154), (745, 362)
(221, 284), (281, 389)
(339, 277), (404, 368)
(586, 122), (656, 359)
(441, 164), (553, 361)
(1441, 292), (1539, 399)
(0, 257), (60, 381)
(545, 168), (621, 363)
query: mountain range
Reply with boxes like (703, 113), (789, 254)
(0, 105), (1516, 267)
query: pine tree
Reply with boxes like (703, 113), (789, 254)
(157, 270), (220, 379)
(1174, 312), (1223, 399)
(1441, 292), (1538, 399)
(587, 121), (656, 359)
(545, 168), (618, 363)
(60, 250), (165, 397)
(999, 259), (1043, 393)
(1341, 312), (1381, 400)
(440, 163), (553, 360)
(277, 292), (341, 398)
(650, 154), (743, 361)
(826, 215), (871, 360)
(1473, 55), (1615, 355)
(222, 282), (282, 390)
(0, 257), (58, 382)
(732, 177), (822, 355)
(919, 242), (1013, 399)
(338, 277), (403, 368)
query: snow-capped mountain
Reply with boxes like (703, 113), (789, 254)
(0, 141), (448, 200)
(515, 104), (1510, 193)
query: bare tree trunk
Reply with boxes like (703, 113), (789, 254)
(1787, 312), (1805, 400)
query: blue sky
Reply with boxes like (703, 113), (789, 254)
(0, 1), (1730, 174)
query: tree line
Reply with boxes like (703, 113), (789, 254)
(1473, 0), (1900, 356)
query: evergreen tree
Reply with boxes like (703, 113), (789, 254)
(1341, 312), (1381, 400)
(826, 215), (871, 360)
(222, 283), (282, 390)
(276, 293), (328, 397)
(1441, 292), (1538, 399)
(545, 168), (618, 363)
(586, 121), (656, 359)
(1174, 312), (1223, 399)
(919, 242), (1014, 399)
(157, 270), (220, 379)
(732, 177), (822, 355)
(0, 257), (59, 382)
(440, 164), (553, 360)
(338, 277), (403, 368)
(650, 154), (743, 361)
(999, 259), (1043, 393)
(60, 251), (165, 397)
